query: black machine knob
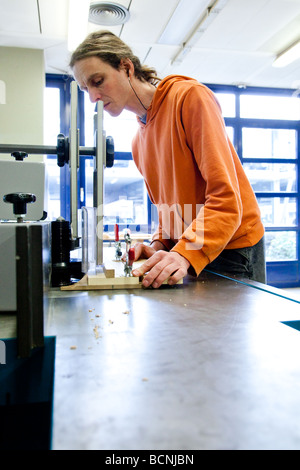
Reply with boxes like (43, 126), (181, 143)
(3, 192), (36, 217)
(57, 133), (69, 168)
(11, 151), (28, 161)
(106, 136), (114, 168)
(55, 133), (114, 168)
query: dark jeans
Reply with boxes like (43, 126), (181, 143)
(205, 236), (266, 284)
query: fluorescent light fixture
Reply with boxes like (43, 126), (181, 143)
(68, 0), (91, 52)
(273, 39), (300, 68)
(158, 0), (212, 45)
(170, 0), (228, 65)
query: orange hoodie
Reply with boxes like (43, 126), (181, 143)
(132, 75), (264, 276)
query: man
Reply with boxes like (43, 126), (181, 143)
(70, 30), (265, 288)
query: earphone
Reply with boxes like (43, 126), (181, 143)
(127, 70), (148, 111)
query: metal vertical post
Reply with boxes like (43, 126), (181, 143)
(69, 81), (79, 241)
(95, 101), (105, 266)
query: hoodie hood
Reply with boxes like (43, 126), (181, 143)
(137, 75), (200, 126)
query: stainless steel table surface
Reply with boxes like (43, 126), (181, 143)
(40, 271), (300, 450)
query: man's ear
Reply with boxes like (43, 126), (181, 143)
(120, 59), (133, 77)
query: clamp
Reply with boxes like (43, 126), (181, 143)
(123, 230), (135, 276)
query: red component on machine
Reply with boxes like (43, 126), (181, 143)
(128, 247), (135, 266)
(114, 223), (119, 241)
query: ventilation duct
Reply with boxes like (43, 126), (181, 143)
(89, 2), (130, 26)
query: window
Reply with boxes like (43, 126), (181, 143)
(45, 75), (74, 222)
(209, 84), (300, 287)
(84, 95), (138, 152)
(45, 75), (151, 237)
(215, 93), (236, 118)
(242, 128), (297, 159)
(83, 94), (150, 235)
(265, 231), (297, 262)
(240, 94), (300, 120)
(243, 163), (297, 193)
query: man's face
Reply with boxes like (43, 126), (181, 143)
(73, 56), (130, 117)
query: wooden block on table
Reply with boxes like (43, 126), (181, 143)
(103, 266), (115, 278)
(87, 273), (141, 287)
(60, 273), (142, 290)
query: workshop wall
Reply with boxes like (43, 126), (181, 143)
(0, 47), (44, 162)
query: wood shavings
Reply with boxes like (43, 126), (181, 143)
(93, 325), (101, 339)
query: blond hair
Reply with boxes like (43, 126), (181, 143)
(69, 30), (161, 85)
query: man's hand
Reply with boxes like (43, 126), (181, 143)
(132, 250), (190, 288)
(130, 242), (157, 261)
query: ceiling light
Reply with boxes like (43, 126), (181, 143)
(273, 39), (300, 68)
(158, 0), (212, 45)
(170, 0), (228, 65)
(89, 2), (130, 26)
(68, 0), (91, 51)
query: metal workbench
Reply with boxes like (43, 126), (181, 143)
(2, 270), (300, 450)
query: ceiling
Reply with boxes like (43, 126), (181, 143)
(1, 0), (300, 89)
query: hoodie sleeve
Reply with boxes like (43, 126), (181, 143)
(170, 85), (243, 275)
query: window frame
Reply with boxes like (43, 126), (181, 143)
(207, 84), (300, 287)
(46, 74), (153, 234)
(45, 74), (73, 220)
